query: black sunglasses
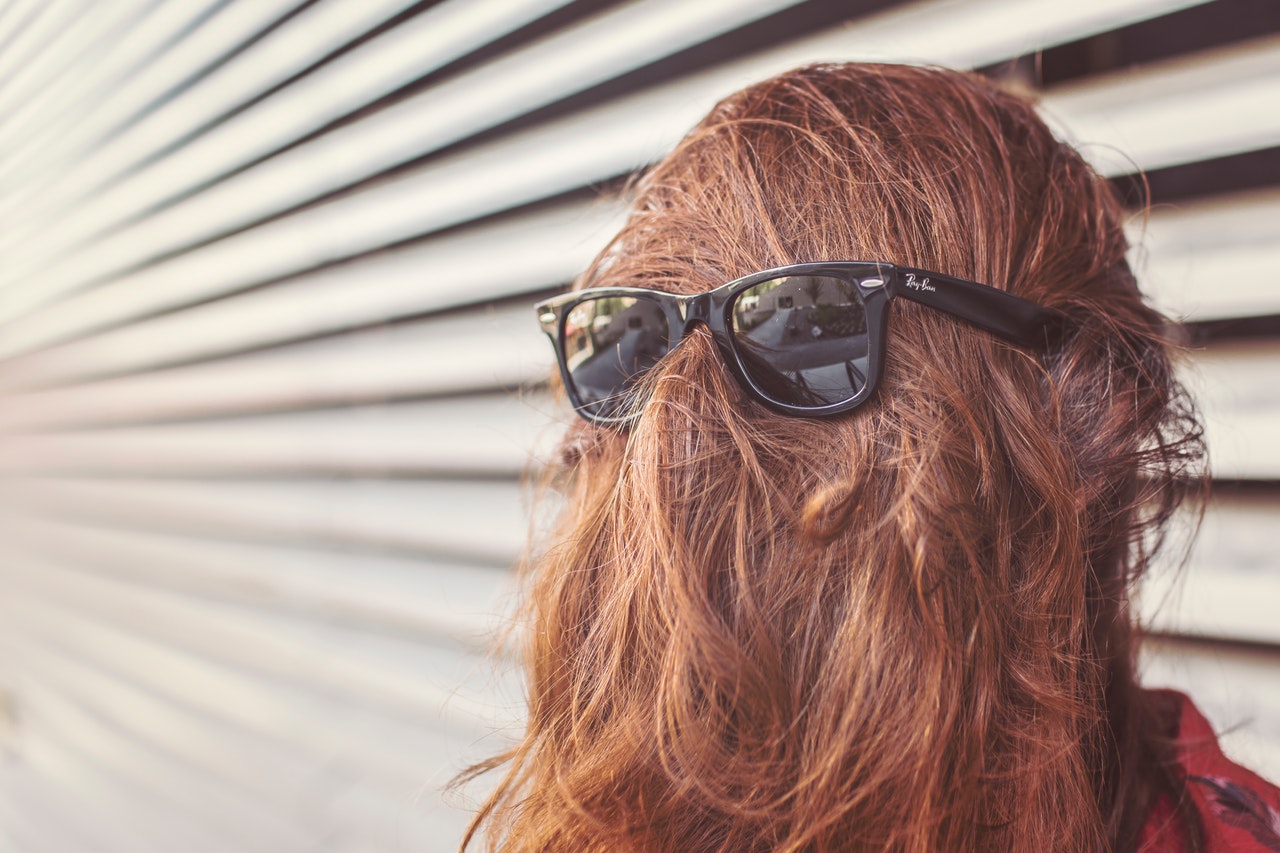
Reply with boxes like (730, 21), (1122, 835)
(535, 261), (1062, 426)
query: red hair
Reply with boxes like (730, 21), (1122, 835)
(462, 63), (1205, 851)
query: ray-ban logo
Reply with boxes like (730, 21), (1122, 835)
(904, 273), (936, 293)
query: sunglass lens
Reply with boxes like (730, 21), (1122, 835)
(730, 276), (869, 408)
(563, 296), (670, 420)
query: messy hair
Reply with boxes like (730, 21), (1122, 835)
(463, 63), (1205, 852)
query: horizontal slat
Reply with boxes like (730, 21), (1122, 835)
(0, 312), (1274, 482)
(0, 0), (308, 199)
(1134, 188), (1280, 320)
(2, 550), (1269, 845)
(1144, 565), (1280, 646)
(0, 593), (482, 847)
(1045, 32), (1280, 177)
(5, 479), (1277, 643)
(0, 586), (514, 795)
(0, 0), (107, 107)
(1, 0), (801, 271)
(1143, 496), (1280, 645)
(1185, 340), (1280, 480)
(0, 703), (221, 853)
(0, 0), (1217, 354)
(0, 0), (41, 39)
(0, 395), (565, 477)
(0, 0), (569, 279)
(0, 0), (226, 169)
(3, 480), (1276, 645)
(7, 639), (333, 821)
(0, 199), (623, 392)
(0, 474), (529, 564)
(0, 347), (1271, 480)
(1141, 636), (1280, 779)
(0, 0), (550, 173)
(0, 743), (207, 853)
(19, 651), (471, 850)
(0, 1), (35, 43)
(2, 553), (513, 734)
(7, 485), (1274, 645)
(12, 681), (315, 851)
(0, 513), (516, 646)
(0, 303), (547, 431)
(6, 0), (424, 200)
(1, 8), (1275, 851)
(5, 187), (1279, 394)
(0, 0), (154, 142)
(0, 1), (83, 109)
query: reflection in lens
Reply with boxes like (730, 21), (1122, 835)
(564, 296), (670, 419)
(731, 276), (869, 407)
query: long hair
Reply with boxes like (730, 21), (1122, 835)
(462, 63), (1206, 852)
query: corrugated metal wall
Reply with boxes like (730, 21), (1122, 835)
(0, 1), (1276, 850)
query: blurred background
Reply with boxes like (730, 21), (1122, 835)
(0, 0), (1277, 850)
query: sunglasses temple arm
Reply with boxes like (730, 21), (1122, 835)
(891, 267), (1063, 349)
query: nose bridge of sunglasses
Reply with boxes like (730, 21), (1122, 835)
(676, 292), (711, 330)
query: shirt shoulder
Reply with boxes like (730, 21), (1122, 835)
(1141, 689), (1280, 853)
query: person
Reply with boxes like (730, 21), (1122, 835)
(461, 63), (1280, 851)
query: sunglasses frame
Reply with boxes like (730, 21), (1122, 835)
(535, 261), (1061, 425)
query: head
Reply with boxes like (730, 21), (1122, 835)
(466, 63), (1204, 851)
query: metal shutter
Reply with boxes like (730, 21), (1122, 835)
(0, 1), (1276, 849)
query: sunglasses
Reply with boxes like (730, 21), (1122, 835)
(535, 261), (1062, 426)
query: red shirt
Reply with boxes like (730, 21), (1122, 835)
(1140, 690), (1280, 852)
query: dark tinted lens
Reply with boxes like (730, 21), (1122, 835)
(730, 275), (869, 408)
(563, 296), (670, 419)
